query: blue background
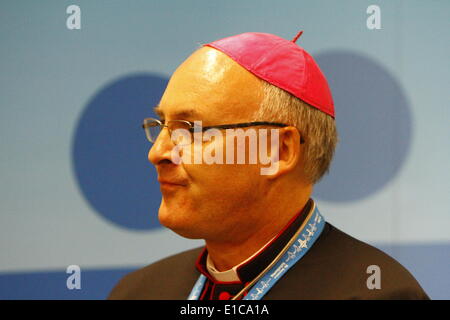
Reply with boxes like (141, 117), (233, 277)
(0, 0), (449, 299)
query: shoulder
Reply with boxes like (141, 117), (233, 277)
(267, 223), (430, 300)
(108, 247), (203, 300)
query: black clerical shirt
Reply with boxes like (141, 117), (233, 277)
(108, 199), (429, 300)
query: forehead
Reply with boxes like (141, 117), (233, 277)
(157, 47), (263, 123)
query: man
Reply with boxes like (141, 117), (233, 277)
(108, 32), (429, 300)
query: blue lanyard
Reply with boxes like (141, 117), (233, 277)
(187, 205), (325, 300)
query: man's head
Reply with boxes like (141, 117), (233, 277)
(148, 32), (337, 242)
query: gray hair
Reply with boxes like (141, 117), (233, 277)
(253, 81), (338, 184)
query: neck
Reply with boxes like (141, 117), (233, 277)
(205, 185), (312, 271)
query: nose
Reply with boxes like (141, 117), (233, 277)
(148, 127), (174, 165)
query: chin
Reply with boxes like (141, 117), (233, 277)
(158, 205), (204, 239)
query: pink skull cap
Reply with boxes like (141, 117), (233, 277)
(204, 31), (335, 118)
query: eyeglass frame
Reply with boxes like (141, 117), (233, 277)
(142, 117), (305, 144)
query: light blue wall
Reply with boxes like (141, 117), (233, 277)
(0, 0), (448, 299)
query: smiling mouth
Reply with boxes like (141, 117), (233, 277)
(160, 181), (183, 186)
(158, 179), (188, 191)
(159, 182), (186, 194)
(158, 178), (187, 186)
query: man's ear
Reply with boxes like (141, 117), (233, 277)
(264, 127), (302, 179)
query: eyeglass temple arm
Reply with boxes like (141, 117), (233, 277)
(142, 121), (304, 143)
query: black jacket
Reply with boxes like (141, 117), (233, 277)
(108, 222), (429, 300)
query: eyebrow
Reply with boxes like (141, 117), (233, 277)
(153, 105), (201, 120)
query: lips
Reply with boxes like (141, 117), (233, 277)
(157, 177), (188, 187)
(156, 167), (188, 188)
(158, 178), (187, 192)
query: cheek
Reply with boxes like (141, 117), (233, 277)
(179, 132), (266, 203)
(180, 133), (266, 172)
(185, 161), (262, 199)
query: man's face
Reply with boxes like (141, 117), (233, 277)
(148, 47), (268, 242)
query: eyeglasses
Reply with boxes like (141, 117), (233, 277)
(142, 117), (303, 145)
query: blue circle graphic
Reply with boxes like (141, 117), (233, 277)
(313, 51), (413, 202)
(72, 73), (168, 230)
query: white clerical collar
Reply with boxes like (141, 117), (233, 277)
(206, 235), (276, 283)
